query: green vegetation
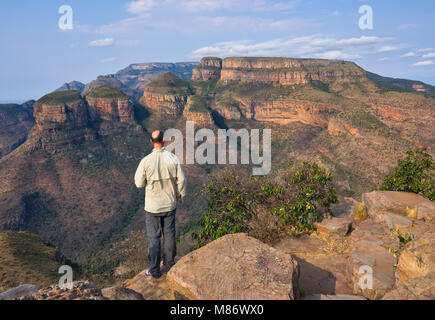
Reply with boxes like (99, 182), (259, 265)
(367, 71), (435, 96)
(194, 162), (338, 248)
(0, 231), (62, 292)
(189, 95), (209, 113)
(381, 148), (435, 200)
(87, 86), (128, 99)
(38, 90), (82, 105)
(146, 72), (193, 95)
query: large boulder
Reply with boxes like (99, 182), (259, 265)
(0, 284), (40, 300)
(397, 231), (435, 284)
(167, 233), (300, 300)
(362, 191), (435, 222)
(382, 272), (435, 300)
(346, 220), (397, 299)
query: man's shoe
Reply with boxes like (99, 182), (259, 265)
(145, 269), (161, 279)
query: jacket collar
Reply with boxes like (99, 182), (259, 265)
(152, 147), (165, 152)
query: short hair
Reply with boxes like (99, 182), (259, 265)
(151, 130), (164, 144)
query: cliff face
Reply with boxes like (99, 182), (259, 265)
(0, 102), (35, 158)
(183, 96), (213, 126)
(34, 99), (88, 132)
(193, 57), (365, 85)
(233, 97), (337, 127)
(141, 93), (187, 116)
(86, 97), (134, 123)
(191, 57), (223, 81)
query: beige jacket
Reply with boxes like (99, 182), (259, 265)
(134, 148), (186, 213)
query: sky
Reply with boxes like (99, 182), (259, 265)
(1, 0), (434, 102)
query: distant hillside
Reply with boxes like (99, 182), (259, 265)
(0, 231), (65, 292)
(56, 81), (85, 94)
(113, 62), (198, 93)
(366, 72), (435, 96)
(83, 76), (137, 99)
(0, 102), (34, 158)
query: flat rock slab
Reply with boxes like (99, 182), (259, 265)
(124, 272), (172, 300)
(0, 284), (41, 300)
(314, 217), (352, 240)
(167, 233), (300, 300)
(297, 255), (353, 297)
(302, 294), (366, 300)
(101, 286), (144, 300)
(273, 235), (325, 257)
(362, 191), (435, 221)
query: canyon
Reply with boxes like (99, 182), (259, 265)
(0, 56), (434, 298)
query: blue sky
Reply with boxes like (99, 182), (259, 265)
(1, 0), (434, 101)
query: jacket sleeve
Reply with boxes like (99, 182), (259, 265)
(134, 158), (147, 188)
(176, 162), (186, 199)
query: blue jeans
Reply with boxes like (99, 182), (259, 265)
(145, 209), (176, 278)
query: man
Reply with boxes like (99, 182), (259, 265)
(134, 130), (186, 279)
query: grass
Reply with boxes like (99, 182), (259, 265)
(146, 72), (193, 95)
(0, 231), (63, 292)
(189, 95), (209, 113)
(38, 90), (82, 105)
(87, 86), (128, 99)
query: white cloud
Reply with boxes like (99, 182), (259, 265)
(401, 51), (416, 57)
(413, 60), (434, 67)
(332, 10), (340, 16)
(101, 57), (117, 63)
(313, 51), (361, 60)
(378, 46), (398, 53)
(417, 48), (435, 52)
(89, 38), (115, 47)
(422, 52), (435, 59)
(398, 24), (417, 30)
(126, 0), (155, 15)
(189, 35), (395, 60)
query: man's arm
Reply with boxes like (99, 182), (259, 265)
(134, 158), (147, 188)
(176, 162), (186, 199)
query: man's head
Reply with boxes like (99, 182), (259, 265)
(151, 130), (165, 148)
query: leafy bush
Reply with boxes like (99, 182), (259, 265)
(194, 162), (339, 248)
(381, 148), (435, 200)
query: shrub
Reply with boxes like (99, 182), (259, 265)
(381, 148), (435, 200)
(194, 162), (339, 248)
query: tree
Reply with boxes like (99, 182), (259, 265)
(194, 162), (339, 248)
(381, 148), (435, 200)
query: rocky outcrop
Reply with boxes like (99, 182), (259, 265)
(382, 272), (435, 300)
(142, 93), (187, 116)
(167, 233), (300, 300)
(193, 57), (365, 85)
(141, 72), (192, 117)
(397, 231), (435, 284)
(192, 57), (223, 81)
(362, 191), (435, 222)
(11, 281), (106, 300)
(33, 91), (88, 132)
(183, 96), (213, 126)
(86, 97), (134, 123)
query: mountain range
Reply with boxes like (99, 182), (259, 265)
(0, 56), (434, 289)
